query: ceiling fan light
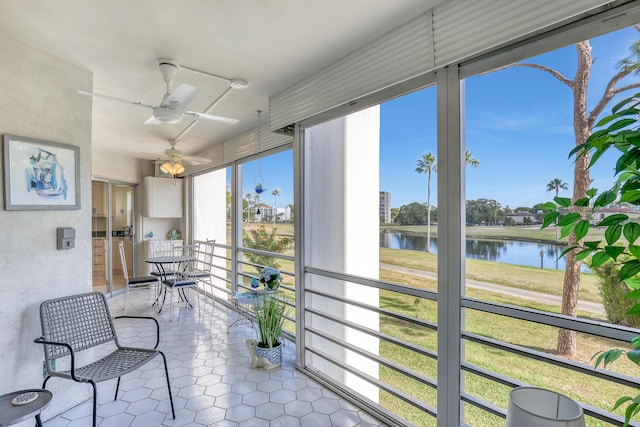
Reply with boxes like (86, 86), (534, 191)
(230, 79), (248, 90)
(160, 161), (184, 176)
(153, 107), (182, 123)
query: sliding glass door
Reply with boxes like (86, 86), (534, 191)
(91, 180), (136, 294)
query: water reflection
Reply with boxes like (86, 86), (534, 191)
(380, 231), (570, 270)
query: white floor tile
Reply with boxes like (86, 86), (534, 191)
(43, 291), (385, 427)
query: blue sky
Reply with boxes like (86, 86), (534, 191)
(238, 26), (639, 211)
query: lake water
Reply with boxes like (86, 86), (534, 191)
(380, 231), (569, 270)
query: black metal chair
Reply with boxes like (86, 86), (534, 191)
(34, 292), (175, 427)
(160, 243), (200, 321)
(118, 241), (160, 314)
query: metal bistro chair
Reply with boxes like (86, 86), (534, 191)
(149, 239), (178, 282)
(192, 239), (216, 310)
(161, 244), (200, 321)
(34, 292), (175, 427)
(119, 241), (160, 314)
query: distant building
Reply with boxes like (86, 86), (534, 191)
(506, 213), (535, 225)
(591, 206), (640, 225)
(262, 205), (291, 222)
(379, 191), (391, 223)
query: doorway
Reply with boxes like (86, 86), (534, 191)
(91, 180), (136, 293)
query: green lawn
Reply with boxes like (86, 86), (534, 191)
(377, 267), (635, 427)
(239, 223), (632, 425)
(380, 247), (604, 303)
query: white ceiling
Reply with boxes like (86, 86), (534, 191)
(0, 0), (442, 161)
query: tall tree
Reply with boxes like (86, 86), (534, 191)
(416, 153), (437, 252)
(547, 178), (569, 270)
(416, 151), (480, 251)
(465, 150), (480, 169)
(271, 189), (280, 225)
(499, 35), (640, 357)
(244, 193), (253, 222)
(546, 178), (569, 241)
(546, 178), (568, 198)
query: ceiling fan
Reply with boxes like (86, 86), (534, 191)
(79, 58), (240, 125)
(151, 139), (212, 176)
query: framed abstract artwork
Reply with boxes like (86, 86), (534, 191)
(3, 134), (81, 210)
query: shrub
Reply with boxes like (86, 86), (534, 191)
(242, 225), (293, 272)
(591, 256), (640, 327)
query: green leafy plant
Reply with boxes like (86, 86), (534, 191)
(541, 93), (640, 425)
(591, 255), (640, 327)
(255, 296), (287, 348)
(242, 225), (293, 272)
(260, 266), (282, 290)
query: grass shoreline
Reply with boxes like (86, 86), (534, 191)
(381, 224), (607, 246)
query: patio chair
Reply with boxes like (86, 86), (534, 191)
(192, 239), (216, 309)
(160, 244), (200, 321)
(118, 241), (160, 314)
(34, 292), (175, 427)
(149, 239), (178, 280)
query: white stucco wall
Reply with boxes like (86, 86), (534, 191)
(193, 169), (228, 298)
(92, 147), (144, 184)
(304, 106), (381, 402)
(0, 36), (93, 422)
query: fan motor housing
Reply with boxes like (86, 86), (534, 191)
(153, 107), (182, 123)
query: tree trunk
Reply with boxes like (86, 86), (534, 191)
(557, 41), (592, 357)
(426, 172), (431, 252)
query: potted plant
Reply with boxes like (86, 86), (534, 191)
(246, 294), (288, 369)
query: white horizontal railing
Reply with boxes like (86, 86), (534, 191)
(208, 239), (639, 426)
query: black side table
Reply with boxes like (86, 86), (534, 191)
(0, 389), (52, 427)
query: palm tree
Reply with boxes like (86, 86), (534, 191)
(271, 189), (280, 224)
(416, 153), (437, 252)
(245, 193), (253, 222)
(546, 178), (569, 260)
(546, 178), (568, 198)
(465, 150), (480, 169)
(416, 151), (479, 251)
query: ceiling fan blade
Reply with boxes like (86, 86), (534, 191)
(78, 90), (154, 110)
(184, 111), (239, 125)
(161, 83), (199, 110)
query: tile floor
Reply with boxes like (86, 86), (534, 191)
(43, 289), (387, 426)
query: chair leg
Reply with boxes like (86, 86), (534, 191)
(196, 286), (201, 318)
(159, 351), (176, 419)
(115, 376), (121, 400)
(90, 381), (97, 427)
(123, 286), (129, 313)
(169, 286), (174, 321)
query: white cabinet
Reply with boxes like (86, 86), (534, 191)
(143, 176), (183, 218)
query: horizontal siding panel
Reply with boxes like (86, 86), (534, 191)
(432, 0), (612, 67)
(270, 12), (433, 131)
(185, 124), (292, 175)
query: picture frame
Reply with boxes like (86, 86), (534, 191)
(154, 160), (173, 178)
(3, 134), (81, 210)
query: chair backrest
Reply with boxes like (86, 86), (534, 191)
(118, 241), (129, 283)
(39, 292), (118, 361)
(193, 239), (215, 273)
(150, 240), (175, 257)
(171, 243), (199, 282)
(149, 240), (175, 273)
